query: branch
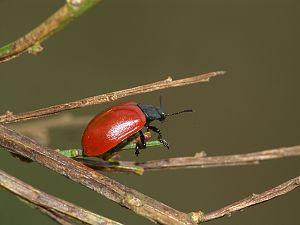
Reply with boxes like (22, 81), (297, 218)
(0, 125), (197, 225)
(199, 176), (300, 222)
(0, 0), (101, 63)
(118, 145), (300, 171)
(0, 71), (225, 124)
(0, 169), (122, 225)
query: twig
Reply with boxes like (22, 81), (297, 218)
(0, 169), (122, 225)
(18, 198), (75, 225)
(198, 176), (300, 222)
(0, 71), (225, 124)
(118, 145), (300, 171)
(37, 209), (75, 225)
(0, 0), (101, 63)
(37, 210), (74, 225)
(0, 125), (197, 225)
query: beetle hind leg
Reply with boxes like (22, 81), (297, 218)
(147, 125), (169, 149)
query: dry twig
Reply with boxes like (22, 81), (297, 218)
(0, 71), (225, 124)
(200, 176), (300, 222)
(18, 198), (76, 225)
(118, 145), (300, 171)
(0, 0), (101, 63)
(0, 169), (122, 225)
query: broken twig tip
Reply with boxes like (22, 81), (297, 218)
(215, 70), (226, 76)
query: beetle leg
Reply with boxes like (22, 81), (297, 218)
(139, 130), (146, 148)
(147, 125), (170, 149)
(135, 144), (140, 156)
(135, 130), (147, 156)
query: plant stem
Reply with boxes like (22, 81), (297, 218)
(0, 0), (101, 63)
(118, 145), (300, 171)
(200, 176), (300, 222)
(18, 197), (76, 225)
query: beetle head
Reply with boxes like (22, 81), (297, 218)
(138, 103), (166, 122)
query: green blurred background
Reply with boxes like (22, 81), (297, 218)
(0, 0), (299, 224)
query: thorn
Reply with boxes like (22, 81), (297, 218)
(67, 0), (83, 8)
(165, 76), (173, 82)
(28, 43), (43, 55)
(5, 110), (14, 117)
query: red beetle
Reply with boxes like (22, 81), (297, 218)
(82, 101), (192, 157)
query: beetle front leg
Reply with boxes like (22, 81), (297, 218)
(139, 130), (146, 148)
(147, 125), (169, 149)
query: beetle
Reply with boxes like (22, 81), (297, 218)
(81, 101), (192, 157)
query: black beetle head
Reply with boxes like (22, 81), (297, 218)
(138, 103), (166, 122)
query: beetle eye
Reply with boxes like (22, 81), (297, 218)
(159, 113), (166, 122)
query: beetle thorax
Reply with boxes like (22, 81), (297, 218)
(137, 103), (166, 122)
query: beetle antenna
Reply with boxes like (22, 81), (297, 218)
(165, 109), (193, 117)
(159, 96), (163, 110)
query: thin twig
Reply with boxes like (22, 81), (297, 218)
(37, 209), (74, 225)
(0, 71), (225, 124)
(118, 145), (300, 171)
(0, 0), (101, 63)
(36, 209), (75, 225)
(0, 169), (122, 225)
(198, 176), (300, 222)
(0, 125), (197, 225)
(18, 198), (75, 225)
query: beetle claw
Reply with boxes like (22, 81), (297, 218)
(160, 139), (170, 149)
(135, 143), (140, 156)
(135, 149), (140, 156)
